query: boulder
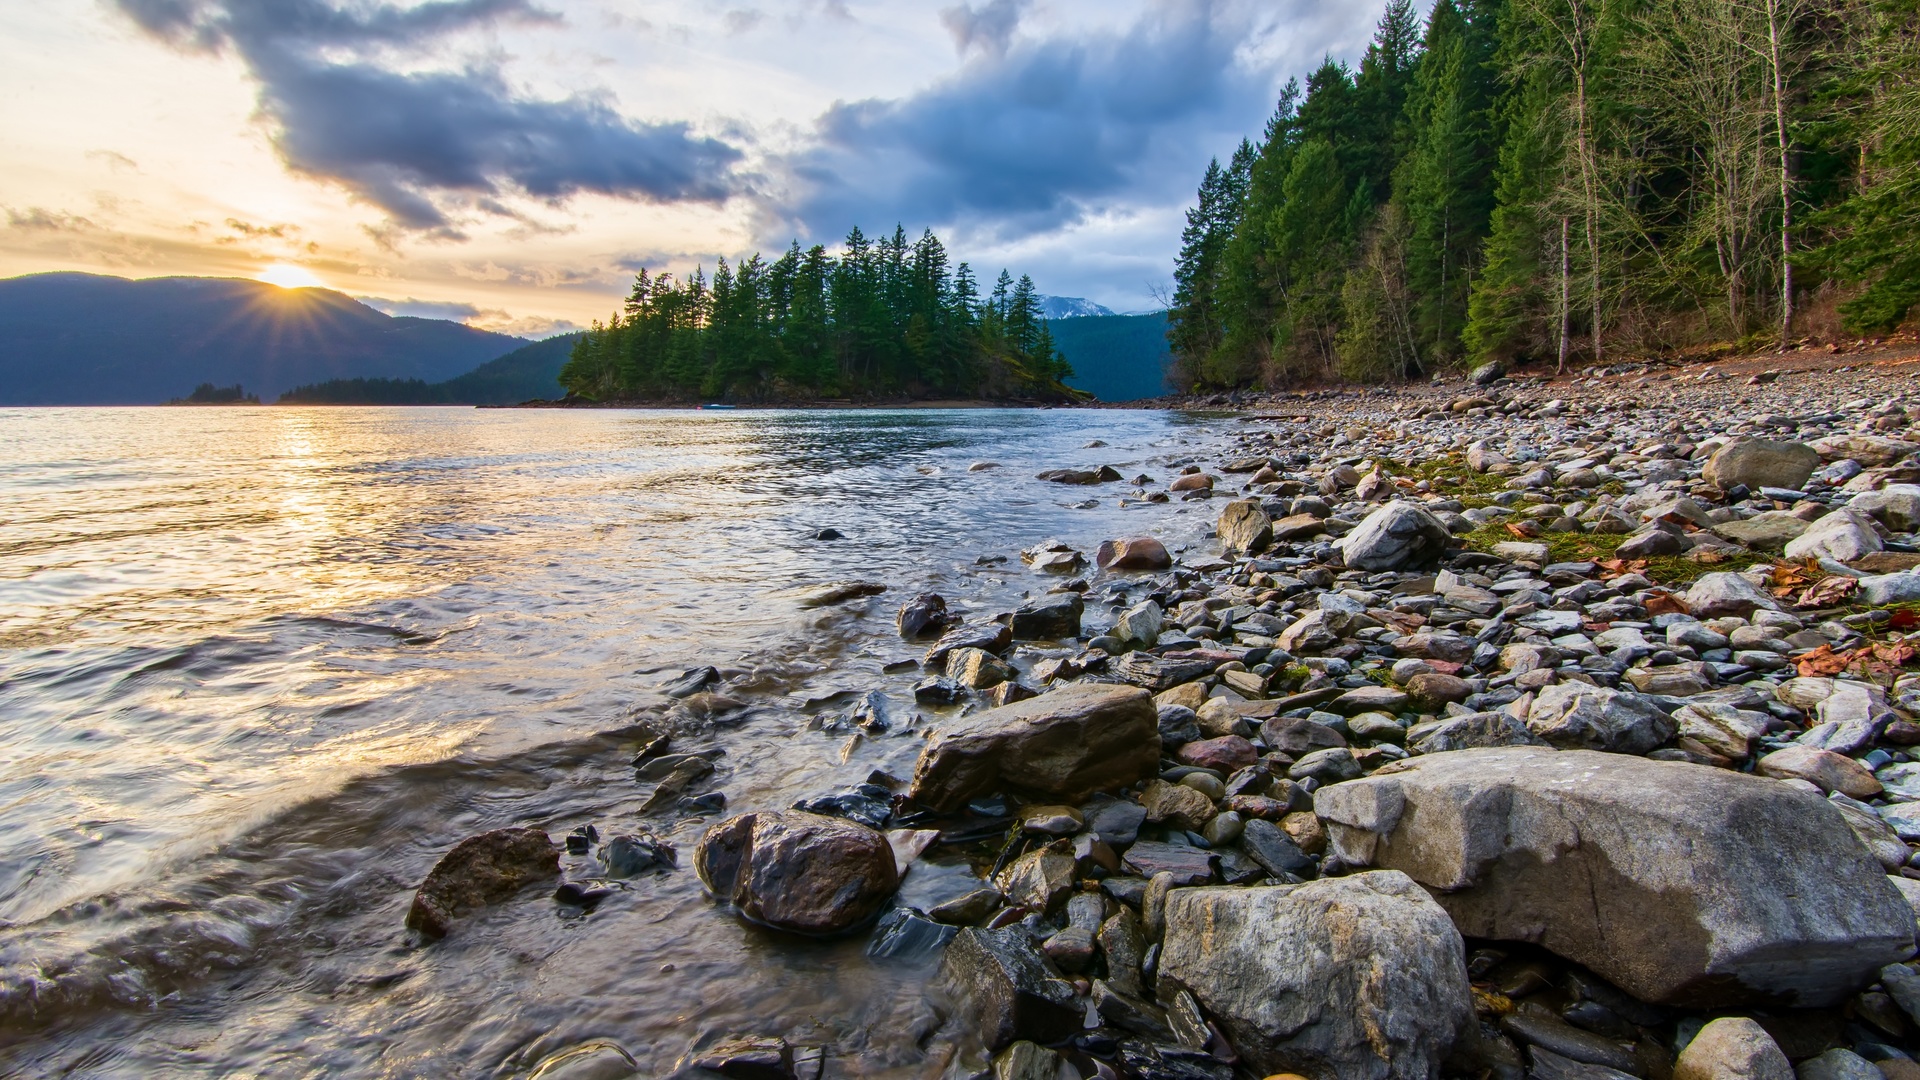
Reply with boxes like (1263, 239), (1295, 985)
(1673, 1017), (1791, 1080)
(1755, 746), (1882, 799)
(1861, 572), (1920, 608)
(1704, 440), (1821, 493)
(1687, 573), (1781, 618)
(908, 683), (1159, 812)
(1170, 473), (1215, 493)
(1471, 361), (1504, 386)
(406, 827), (560, 939)
(1784, 510), (1884, 564)
(1097, 537), (1173, 571)
(925, 622), (1015, 669)
(1338, 502), (1454, 571)
(1525, 682), (1677, 755)
(687, 1036), (794, 1080)
(694, 811), (900, 935)
(1112, 601), (1164, 648)
(1010, 593), (1083, 640)
(898, 593), (958, 639)
(1408, 712), (1548, 755)
(1159, 872), (1472, 1080)
(1851, 485), (1920, 532)
(1312, 747), (1915, 1007)
(1405, 672), (1474, 712)
(947, 647), (1015, 689)
(937, 926), (1083, 1050)
(1218, 500), (1274, 555)
(1712, 513), (1812, 551)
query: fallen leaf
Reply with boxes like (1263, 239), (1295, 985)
(1644, 590), (1690, 616)
(1794, 645), (1853, 677)
(1891, 609), (1920, 631)
(1795, 576), (1858, 609)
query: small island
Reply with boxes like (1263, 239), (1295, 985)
(166, 383), (259, 405)
(557, 226), (1084, 405)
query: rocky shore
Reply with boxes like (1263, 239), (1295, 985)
(413, 356), (1920, 1080)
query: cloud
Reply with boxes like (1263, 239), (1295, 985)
(6, 207), (99, 232)
(355, 295), (485, 321)
(109, 0), (748, 233)
(87, 150), (142, 172)
(772, 0), (1284, 246)
(722, 9), (764, 34)
(940, 0), (1028, 57)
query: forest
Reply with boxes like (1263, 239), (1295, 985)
(1168, 0), (1920, 390)
(558, 227), (1077, 402)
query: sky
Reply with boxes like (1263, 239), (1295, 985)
(0, 0), (1382, 338)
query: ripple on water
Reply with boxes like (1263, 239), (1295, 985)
(0, 406), (1235, 1076)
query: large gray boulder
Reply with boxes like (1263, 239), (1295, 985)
(1686, 573), (1781, 618)
(1704, 439), (1821, 492)
(1159, 872), (1472, 1080)
(1312, 747), (1915, 1007)
(1525, 682), (1676, 754)
(694, 811), (900, 935)
(1338, 502), (1454, 571)
(908, 683), (1159, 812)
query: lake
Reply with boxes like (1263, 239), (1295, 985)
(0, 406), (1233, 1077)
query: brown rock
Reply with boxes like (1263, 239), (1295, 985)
(1171, 473), (1215, 493)
(1405, 672), (1474, 712)
(406, 827), (559, 939)
(1756, 746), (1883, 799)
(908, 683), (1160, 812)
(1281, 811), (1326, 855)
(1097, 537), (1173, 571)
(1177, 735), (1259, 773)
(1141, 779), (1216, 832)
(694, 811), (900, 935)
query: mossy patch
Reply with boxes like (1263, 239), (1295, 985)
(1455, 524), (1764, 586)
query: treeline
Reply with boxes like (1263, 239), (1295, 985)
(279, 377), (446, 404)
(1169, 0), (1920, 389)
(559, 226), (1077, 401)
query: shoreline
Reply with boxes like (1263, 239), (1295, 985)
(405, 357), (1920, 1076)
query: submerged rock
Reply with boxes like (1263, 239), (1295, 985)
(1312, 747), (1915, 1007)
(406, 827), (560, 939)
(908, 682), (1159, 812)
(694, 811), (900, 936)
(1158, 871), (1473, 1079)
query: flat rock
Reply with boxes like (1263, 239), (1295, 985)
(909, 683), (1159, 812)
(1705, 439), (1821, 492)
(1159, 872), (1472, 1079)
(1756, 745), (1883, 799)
(1687, 573), (1780, 618)
(406, 827), (560, 939)
(1312, 747), (1915, 1007)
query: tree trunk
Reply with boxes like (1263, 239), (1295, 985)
(1558, 216), (1572, 374)
(1766, 0), (1794, 351)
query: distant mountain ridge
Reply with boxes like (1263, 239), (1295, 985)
(278, 334), (580, 405)
(1039, 295), (1117, 319)
(0, 273), (526, 405)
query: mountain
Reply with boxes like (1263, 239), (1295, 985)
(1039, 295), (1117, 319)
(1051, 312), (1173, 402)
(278, 334), (581, 405)
(0, 273), (526, 404)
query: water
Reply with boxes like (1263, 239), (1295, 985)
(0, 405), (1235, 1078)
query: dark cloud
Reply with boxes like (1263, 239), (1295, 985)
(940, 0), (1027, 57)
(111, 0), (747, 231)
(775, 0), (1278, 245)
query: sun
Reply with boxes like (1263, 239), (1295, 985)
(257, 264), (328, 290)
